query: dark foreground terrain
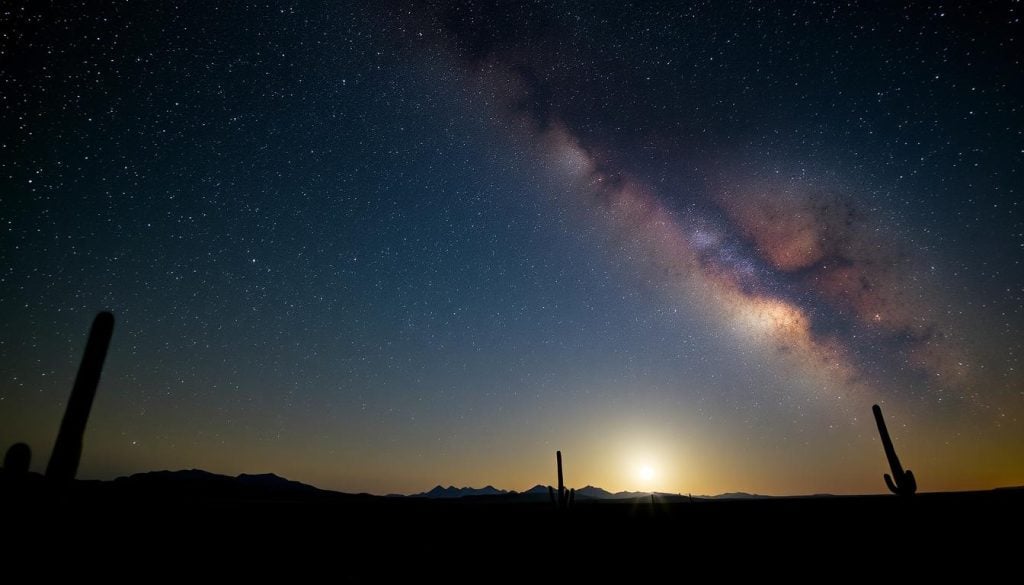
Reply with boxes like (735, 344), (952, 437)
(3, 474), (1020, 568)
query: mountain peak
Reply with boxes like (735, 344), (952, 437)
(238, 472), (283, 480)
(416, 485), (508, 498)
(576, 485), (614, 498)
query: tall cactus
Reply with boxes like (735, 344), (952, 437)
(549, 450), (574, 510)
(872, 404), (917, 496)
(45, 311), (115, 481)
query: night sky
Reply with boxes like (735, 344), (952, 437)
(2, 2), (1022, 495)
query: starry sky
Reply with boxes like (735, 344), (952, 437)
(2, 1), (1022, 495)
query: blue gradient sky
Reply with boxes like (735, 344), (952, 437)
(2, 2), (1021, 494)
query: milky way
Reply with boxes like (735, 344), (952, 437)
(422, 6), (1007, 412)
(1, 2), (1021, 494)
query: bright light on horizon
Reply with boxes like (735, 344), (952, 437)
(633, 461), (659, 489)
(638, 465), (655, 482)
(616, 433), (676, 493)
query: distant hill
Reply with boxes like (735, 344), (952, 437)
(120, 469), (227, 482)
(412, 483), (689, 500)
(108, 471), (803, 501)
(574, 485), (667, 500)
(709, 492), (774, 500)
(236, 473), (322, 494)
(575, 485), (613, 499)
(10, 468), (1019, 507)
(478, 484), (662, 500)
(113, 469), (325, 498)
(413, 485), (508, 498)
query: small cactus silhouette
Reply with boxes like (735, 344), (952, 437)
(872, 404), (917, 496)
(45, 311), (115, 481)
(3, 443), (31, 475)
(549, 450), (574, 510)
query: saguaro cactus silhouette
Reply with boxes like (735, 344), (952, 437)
(872, 404), (917, 496)
(548, 450), (575, 509)
(45, 311), (115, 481)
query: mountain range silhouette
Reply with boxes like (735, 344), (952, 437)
(107, 470), (780, 500)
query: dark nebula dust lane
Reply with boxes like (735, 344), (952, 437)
(1, 2), (1022, 494)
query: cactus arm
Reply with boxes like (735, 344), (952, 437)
(884, 473), (898, 494)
